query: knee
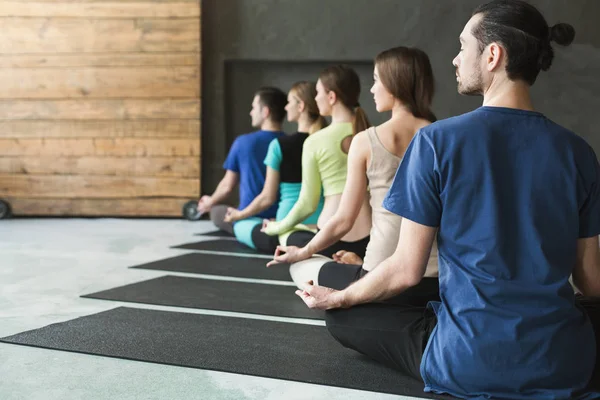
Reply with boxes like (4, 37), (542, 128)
(232, 221), (258, 250)
(289, 258), (326, 289)
(209, 207), (224, 224)
(287, 231), (314, 248)
(325, 309), (357, 351)
(252, 226), (278, 254)
(289, 263), (309, 289)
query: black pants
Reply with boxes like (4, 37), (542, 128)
(287, 230), (370, 259)
(579, 296), (600, 391)
(325, 294), (600, 390)
(250, 224), (280, 254)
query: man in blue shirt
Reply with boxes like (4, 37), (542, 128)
(295, 1), (600, 399)
(197, 87), (286, 234)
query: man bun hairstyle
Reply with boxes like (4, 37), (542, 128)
(472, 0), (575, 85)
(538, 23), (576, 71)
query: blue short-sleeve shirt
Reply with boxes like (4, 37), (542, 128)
(223, 130), (284, 218)
(384, 107), (600, 399)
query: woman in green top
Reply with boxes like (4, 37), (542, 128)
(224, 82), (326, 253)
(262, 65), (373, 258)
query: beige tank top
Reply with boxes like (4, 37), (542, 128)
(362, 127), (438, 277)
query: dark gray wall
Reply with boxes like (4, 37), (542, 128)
(202, 0), (600, 192)
(225, 60), (383, 143)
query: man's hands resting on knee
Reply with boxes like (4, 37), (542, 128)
(295, 280), (345, 310)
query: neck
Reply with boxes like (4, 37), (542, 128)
(260, 120), (281, 131)
(390, 103), (417, 122)
(387, 104), (426, 137)
(296, 114), (313, 133)
(330, 104), (354, 124)
(482, 76), (534, 111)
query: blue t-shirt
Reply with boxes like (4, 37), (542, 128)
(223, 130), (284, 219)
(383, 107), (600, 399)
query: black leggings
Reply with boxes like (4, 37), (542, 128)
(287, 230), (370, 259)
(249, 227), (371, 257)
(325, 294), (600, 390)
(250, 224), (280, 254)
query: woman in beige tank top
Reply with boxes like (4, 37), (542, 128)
(267, 47), (439, 304)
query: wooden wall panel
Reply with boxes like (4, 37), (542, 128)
(0, 156), (200, 177)
(0, 67), (199, 99)
(0, 2), (201, 18)
(0, 99), (200, 120)
(1, 175), (198, 198)
(0, 53), (200, 68)
(7, 198), (187, 217)
(0, 18), (200, 54)
(0, 138), (200, 157)
(0, 120), (200, 138)
(0, 0), (201, 217)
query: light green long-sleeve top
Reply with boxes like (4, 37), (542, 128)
(263, 122), (353, 235)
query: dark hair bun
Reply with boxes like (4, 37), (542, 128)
(550, 23), (575, 46)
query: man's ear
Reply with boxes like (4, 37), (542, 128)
(486, 42), (504, 72)
(261, 105), (270, 119)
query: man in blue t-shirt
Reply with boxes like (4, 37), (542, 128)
(197, 87), (286, 234)
(294, 1), (600, 399)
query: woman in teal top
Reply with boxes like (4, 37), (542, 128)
(225, 81), (326, 253)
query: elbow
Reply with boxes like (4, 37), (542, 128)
(397, 265), (423, 289)
(403, 273), (422, 289)
(573, 272), (600, 297)
(221, 184), (234, 195)
(338, 218), (354, 234)
(255, 193), (275, 209)
(576, 281), (600, 297)
(330, 213), (353, 234)
(262, 193), (277, 206)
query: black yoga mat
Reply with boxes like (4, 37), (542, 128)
(0, 307), (446, 399)
(195, 230), (234, 238)
(82, 275), (322, 320)
(130, 253), (291, 281)
(171, 239), (265, 256)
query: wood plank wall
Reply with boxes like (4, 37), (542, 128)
(0, 0), (201, 217)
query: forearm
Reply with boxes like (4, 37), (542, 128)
(264, 197), (316, 235)
(304, 213), (354, 256)
(573, 237), (600, 297)
(574, 266), (600, 297)
(238, 193), (275, 220)
(338, 256), (421, 307)
(210, 180), (234, 205)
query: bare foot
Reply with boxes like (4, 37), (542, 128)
(332, 250), (363, 265)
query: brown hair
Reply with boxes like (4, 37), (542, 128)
(254, 86), (287, 123)
(374, 47), (436, 122)
(290, 81), (328, 134)
(319, 64), (371, 135)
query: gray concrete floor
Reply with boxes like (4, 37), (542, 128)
(0, 218), (421, 400)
